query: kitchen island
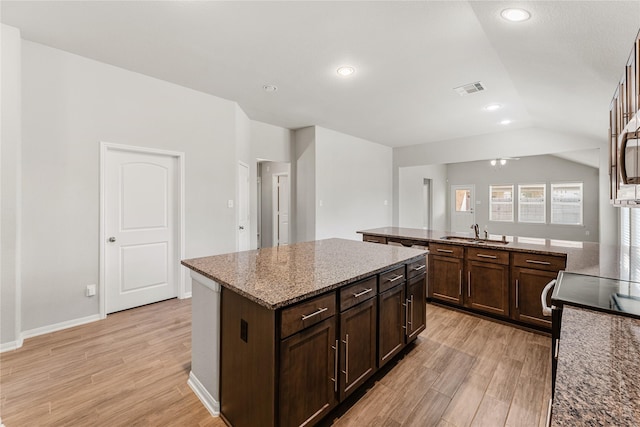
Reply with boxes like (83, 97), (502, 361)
(181, 238), (427, 427)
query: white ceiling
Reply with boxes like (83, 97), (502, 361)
(2, 1), (639, 148)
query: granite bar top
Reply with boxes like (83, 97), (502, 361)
(552, 306), (640, 426)
(182, 238), (427, 310)
(358, 227), (640, 281)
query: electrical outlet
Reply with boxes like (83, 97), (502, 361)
(228, 199), (234, 208)
(86, 284), (96, 297)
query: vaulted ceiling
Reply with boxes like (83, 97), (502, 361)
(2, 1), (639, 148)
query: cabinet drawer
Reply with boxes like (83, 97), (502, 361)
(407, 257), (428, 279)
(512, 252), (566, 271)
(379, 265), (406, 293)
(340, 276), (377, 312)
(429, 243), (464, 258)
(466, 247), (509, 265)
(280, 292), (336, 339)
(363, 234), (387, 244)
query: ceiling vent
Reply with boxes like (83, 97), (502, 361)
(454, 81), (486, 96)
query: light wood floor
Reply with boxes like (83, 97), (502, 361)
(0, 298), (551, 427)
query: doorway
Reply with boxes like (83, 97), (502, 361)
(238, 162), (250, 251)
(450, 184), (475, 233)
(257, 161), (291, 248)
(423, 178), (433, 230)
(100, 143), (184, 316)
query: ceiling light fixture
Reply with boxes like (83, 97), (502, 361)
(262, 84), (278, 93)
(337, 66), (355, 77)
(501, 8), (531, 22)
(490, 158), (508, 167)
(500, 119), (512, 125)
(483, 103), (502, 112)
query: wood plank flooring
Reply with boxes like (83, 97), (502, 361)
(0, 299), (551, 427)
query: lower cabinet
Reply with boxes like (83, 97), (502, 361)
(428, 254), (463, 305)
(406, 273), (427, 341)
(339, 296), (377, 400)
(512, 267), (557, 329)
(280, 317), (338, 427)
(465, 248), (510, 317)
(378, 283), (405, 367)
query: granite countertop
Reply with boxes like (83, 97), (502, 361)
(552, 305), (640, 426)
(181, 238), (427, 310)
(358, 227), (640, 282)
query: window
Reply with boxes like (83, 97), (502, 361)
(518, 184), (546, 223)
(551, 183), (583, 225)
(490, 185), (514, 222)
(620, 208), (640, 282)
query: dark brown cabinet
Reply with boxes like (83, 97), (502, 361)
(280, 316), (338, 427)
(339, 297), (376, 400)
(511, 267), (557, 329)
(428, 244), (464, 305)
(465, 247), (510, 317)
(377, 283), (405, 367)
(406, 273), (426, 341)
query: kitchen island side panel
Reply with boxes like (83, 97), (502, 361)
(220, 287), (276, 427)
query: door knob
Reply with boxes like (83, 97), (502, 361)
(108, 237), (116, 243)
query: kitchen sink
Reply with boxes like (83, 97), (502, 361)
(440, 236), (509, 245)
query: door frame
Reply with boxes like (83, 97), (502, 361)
(272, 172), (290, 246)
(99, 142), (186, 319)
(237, 161), (251, 251)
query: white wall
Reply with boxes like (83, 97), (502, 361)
(19, 40), (241, 332)
(294, 127), (316, 243)
(446, 155), (599, 242)
(398, 164), (447, 230)
(315, 127), (392, 241)
(393, 126), (617, 244)
(1, 25), (22, 349)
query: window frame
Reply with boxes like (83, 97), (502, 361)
(518, 183), (546, 224)
(489, 184), (514, 222)
(550, 182), (584, 226)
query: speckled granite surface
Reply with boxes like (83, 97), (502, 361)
(552, 306), (640, 426)
(182, 238), (426, 310)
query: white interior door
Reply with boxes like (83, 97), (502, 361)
(450, 184), (476, 233)
(105, 149), (178, 313)
(274, 174), (289, 246)
(238, 162), (250, 251)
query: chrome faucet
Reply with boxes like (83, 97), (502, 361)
(470, 223), (480, 240)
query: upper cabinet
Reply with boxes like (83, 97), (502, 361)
(611, 29), (640, 206)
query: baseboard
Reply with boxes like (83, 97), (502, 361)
(180, 292), (192, 299)
(21, 314), (101, 341)
(188, 371), (220, 417)
(0, 340), (20, 353)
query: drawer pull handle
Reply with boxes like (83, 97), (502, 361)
(301, 307), (328, 321)
(353, 288), (373, 298)
(367, 239), (380, 243)
(388, 274), (404, 282)
(477, 254), (497, 259)
(526, 259), (551, 265)
(437, 249), (453, 253)
(413, 265), (426, 271)
(554, 338), (560, 359)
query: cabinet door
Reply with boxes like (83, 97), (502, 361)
(378, 283), (406, 368)
(466, 260), (510, 317)
(279, 317), (338, 427)
(339, 298), (377, 400)
(406, 273), (426, 341)
(428, 255), (463, 305)
(512, 267), (556, 329)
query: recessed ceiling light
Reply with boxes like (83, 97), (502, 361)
(501, 8), (531, 22)
(483, 103), (502, 111)
(500, 119), (512, 125)
(262, 84), (278, 93)
(337, 66), (355, 77)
